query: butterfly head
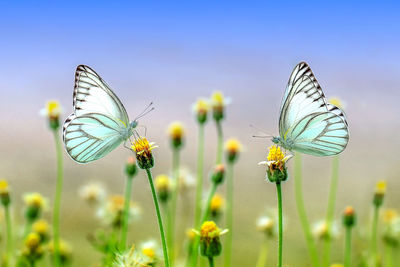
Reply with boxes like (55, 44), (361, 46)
(130, 120), (138, 129)
(272, 136), (293, 151)
(272, 136), (281, 145)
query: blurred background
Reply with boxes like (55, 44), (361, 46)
(0, 1), (399, 266)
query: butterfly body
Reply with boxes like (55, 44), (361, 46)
(63, 65), (138, 164)
(274, 62), (349, 156)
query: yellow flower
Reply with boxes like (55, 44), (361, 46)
(258, 145), (292, 183)
(131, 137), (158, 169)
(193, 98), (209, 124)
(328, 97), (345, 110)
(98, 195), (141, 227)
(210, 91), (230, 121)
(0, 180), (9, 194)
(210, 193), (225, 215)
(375, 180), (387, 195)
(23, 192), (47, 209)
(155, 174), (171, 202)
(195, 221), (228, 257)
(48, 239), (72, 263)
(33, 219), (50, 240)
(168, 121), (185, 140)
(40, 100), (62, 119)
(313, 220), (339, 241)
(383, 209), (398, 223)
(139, 240), (160, 261)
(25, 233), (41, 251)
(199, 221), (228, 240)
(225, 138), (242, 163)
(78, 182), (106, 205)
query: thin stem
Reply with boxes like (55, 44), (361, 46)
(194, 124), (205, 229)
(276, 182), (283, 267)
(256, 238), (269, 267)
(215, 121), (223, 165)
(5, 205), (13, 265)
(371, 205), (380, 264)
(323, 155), (340, 267)
(190, 183), (219, 267)
(145, 169), (170, 267)
(23, 220), (33, 239)
(208, 257), (215, 267)
(384, 244), (393, 267)
(344, 227), (352, 267)
(224, 162), (234, 267)
(52, 129), (64, 267)
(294, 153), (320, 267)
(168, 148), (180, 262)
(120, 175), (133, 250)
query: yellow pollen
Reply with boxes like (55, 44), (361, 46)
(211, 91), (224, 106)
(225, 138), (242, 153)
(383, 209), (398, 223)
(200, 221), (219, 238)
(132, 137), (155, 154)
(0, 180), (9, 193)
(25, 193), (45, 207)
(194, 99), (209, 113)
(142, 247), (156, 259)
(155, 175), (170, 190)
(375, 180), (387, 194)
(267, 145), (285, 162)
(168, 121), (185, 139)
(210, 194), (224, 211)
(25, 233), (40, 249)
(33, 219), (49, 235)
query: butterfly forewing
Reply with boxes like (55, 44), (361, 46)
(279, 62), (349, 156)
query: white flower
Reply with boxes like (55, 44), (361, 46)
(79, 182), (107, 205)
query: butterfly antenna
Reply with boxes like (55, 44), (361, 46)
(134, 102), (154, 121)
(249, 124), (273, 138)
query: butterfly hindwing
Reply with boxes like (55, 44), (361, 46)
(279, 62), (349, 156)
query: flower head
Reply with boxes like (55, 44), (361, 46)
(256, 215), (277, 238)
(258, 145), (292, 183)
(192, 98), (209, 124)
(0, 179), (11, 206)
(210, 193), (225, 218)
(195, 221), (228, 258)
(32, 219), (50, 242)
(23, 192), (48, 221)
(210, 91), (230, 122)
(125, 156), (138, 177)
(113, 245), (153, 267)
(131, 137), (157, 169)
(373, 180), (386, 207)
(168, 121), (185, 149)
(312, 220), (340, 241)
(382, 210), (400, 247)
(139, 240), (160, 263)
(40, 100), (62, 130)
(211, 164), (225, 185)
(225, 138), (242, 163)
(155, 174), (171, 202)
(98, 195), (141, 228)
(79, 182), (107, 205)
(22, 232), (44, 261)
(342, 206), (356, 228)
(48, 239), (72, 265)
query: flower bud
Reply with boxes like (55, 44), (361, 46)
(131, 137), (157, 170)
(40, 100), (62, 131)
(168, 121), (185, 149)
(125, 156), (138, 177)
(259, 146), (292, 183)
(343, 206), (356, 228)
(224, 138), (242, 163)
(373, 180), (386, 207)
(198, 221), (228, 258)
(0, 180), (11, 207)
(24, 192), (47, 222)
(193, 98), (209, 124)
(210, 193), (225, 218)
(211, 164), (225, 185)
(210, 91), (228, 122)
(155, 175), (171, 202)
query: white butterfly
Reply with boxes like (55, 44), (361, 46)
(63, 65), (151, 163)
(272, 62), (349, 156)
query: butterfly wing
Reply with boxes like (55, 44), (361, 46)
(63, 65), (131, 163)
(279, 62), (349, 156)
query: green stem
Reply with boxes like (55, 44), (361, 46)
(145, 169), (170, 267)
(322, 155), (340, 267)
(208, 257), (215, 267)
(224, 162), (234, 267)
(256, 239), (269, 267)
(215, 121), (223, 165)
(371, 205), (380, 264)
(276, 182), (283, 267)
(384, 244), (393, 267)
(294, 153), (320, 267)
(52, 129), (64, 267)
(344, 227), (352, 267)
(23, 220), (33, 238)
(194, 124), (205, 229)
(4, 205), (13, 265)
(168, 148), (180, 262)
(190, 183), (219, 267)
(120, 175), (133, 250)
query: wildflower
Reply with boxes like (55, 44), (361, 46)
(131, 137), (158, 169)
(139, 240), (160, 263)
(210, 91), (229, 122)
(193, 98), (209, 124)
(313, 220), (340, 241)
(32, 219), (50, 242)
(78, 182), (106, 205)
(328, 97), (346, 110)
(256, 215), (277, 238)
(21, 232), (44, 262)
(40, 100), (62, 130)
(382, 209), (400, 247)
(0, 179), (10, 207)
(383, 209), (398, 223)
(125, 156), (138, 177)
(373, 180), (386, 207)
(48, 239), (72, 265)
(258, 145), (292, 183)
(194, 221), (228, 258)
(342, 206), (356, 228)
(210, 193), (225, 218)
(113, 245), (152, 267)
(168, 121), (185, 149)
(23, 192), (48, 222)
(224, 138), (242, 163)
(211, 164), (225, 185)
(98, 195), (141, 228)
(178, 167), (196, 193)
(155, 174), (171, 202)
